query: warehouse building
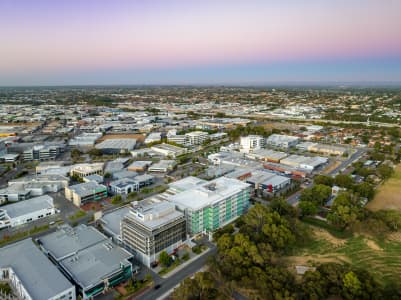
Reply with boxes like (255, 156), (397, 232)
(280, 155), (328, 171)
(95, 138), (136, 154)
(69, 132), (102, 147)
(148, 160), (176, 173)
(167, 177), (251, 235)
(296, 142), (348, 156)
(37, 225), (133, 300)
(8, 174), (69, 196)
(121, 200), (187, 267)
(265, 134), (300, 149)
(151, 143), (187, 158)
(246, 170), (291, 194)
(65, 181), (108, 207)
(99, 206), (131, 244)
(127, 160), (152, 172)
(246, 149), (288, 162)
(0, 238), (76, 300)
(0, 195), (57, 229)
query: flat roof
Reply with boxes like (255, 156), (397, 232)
(59, 240), (132, 289)
(1, 195), (54, 218)
(96, 138), (136, 150)
(0, 239), (74, 300)
(125, 201), (184, 230)
(168, 176), (206, 193)
(100, 206), (131, 238)
(68, 181), (107, 197)
(168, 177), (250, 211)
(38, 224), (107, 261)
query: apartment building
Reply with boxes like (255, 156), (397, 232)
(167, 177), (251, 235)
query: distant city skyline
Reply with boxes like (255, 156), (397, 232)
(1, 0), (401, 86)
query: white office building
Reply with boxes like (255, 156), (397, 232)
(265, 134), (300, 149)
(240, 135), (265, 153)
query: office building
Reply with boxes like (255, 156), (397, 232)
(240, 135), (265, 153)
(121, 200), (186, 267)
(65, 181), (107, 207)
(95, 138), (136, 154)
(0, 238), (76, 300)
(70, 163), (104, 178)
(151, 143), (187, 158)
(109, 178), (139, 195)
(148, 160), (176, 173)
(23, 144), (65, 161)
(185, 131), (209, 145)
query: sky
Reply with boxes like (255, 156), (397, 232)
(1, 0), (401, 86)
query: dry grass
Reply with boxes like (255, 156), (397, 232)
(367, 164), (401, 211)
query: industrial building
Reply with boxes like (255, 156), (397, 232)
(148, 160), (177, 173)
(151, 143), (187, 158)
(0, 238), (76, 300)
(246, 149), (288, 162)
(127, 160), (152, 172)
(69, 132), (102, 147)
(121, 200), (187, 267)
(246, 170), (291, 194)
(280, 154), (328, 171)
(240, 135), (265, 153)
(8, 174), (69, 197)
(265, 134), (300, 149)
(296, 142), (348, 156)
(95, 138), (136, 154)
(167, 177), (251, 235)
(0, 195), (57, 229)
(65, 181), (108, 207)
(37, 225), (133, 300)
(145, 132), (162, 144)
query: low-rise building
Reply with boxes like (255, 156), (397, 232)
(246, 170), (291, 194)
(8, 174), (69, 196)
(266, 134), (300, 149)
(148, 160), (176, 173)
(151, 143), (187, 158)
(70, 163), (104, 178)
(95, 138), (136, 154)
(0, 195), (57, 229)
(280, 155), (328, 171)
(121, 200), (187, 267)
(185, 131), (209, 146)
(145, 132), (162, 144)
(0, 238), (76, 300)
(37, 225), (133, 300)
(109, 178), (139, 195)
(127, 160), (153, 172)
(65, 181), (108, 207)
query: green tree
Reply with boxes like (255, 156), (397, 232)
(314, 175), (334, 187)
(327, 192), (362, 230)
(299, 200), (318, 216)
(159, 251), (171, 267)
(334, 174), (354, 189)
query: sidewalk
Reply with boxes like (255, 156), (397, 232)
(160, 247), (211, 279)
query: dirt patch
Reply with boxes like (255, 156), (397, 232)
(322, 161), (342, 175)
(313, 227), (347, 247)
(97, 133), (145, 143)
(386, 232), (401, 243)
(365, 239), (383, 251)
(284, 254), (350, 268)
(367, 164), (401, 211)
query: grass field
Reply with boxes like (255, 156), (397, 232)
(286, 225), (401, 286)
(367, 164), (401, 211)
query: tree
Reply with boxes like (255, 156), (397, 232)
(343, 271), (362, 298)
(327, 192), (363, 230)
(377, 164), (394, 180)
(354, 182), (375, 200)
(111, 194), (122, 205)
(300, 184), (332, 206)
(159, 251), (171, 267)
(314, 175), (334, 187)
(299, 200), (318, 216)
(334, 174), (354, 189)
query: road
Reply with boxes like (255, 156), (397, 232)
(327, 148), (367, 176)
(138, 247), (217, 300)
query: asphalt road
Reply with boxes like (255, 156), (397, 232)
(327, 148), (367, 176)
(138, 247), (217, 300)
